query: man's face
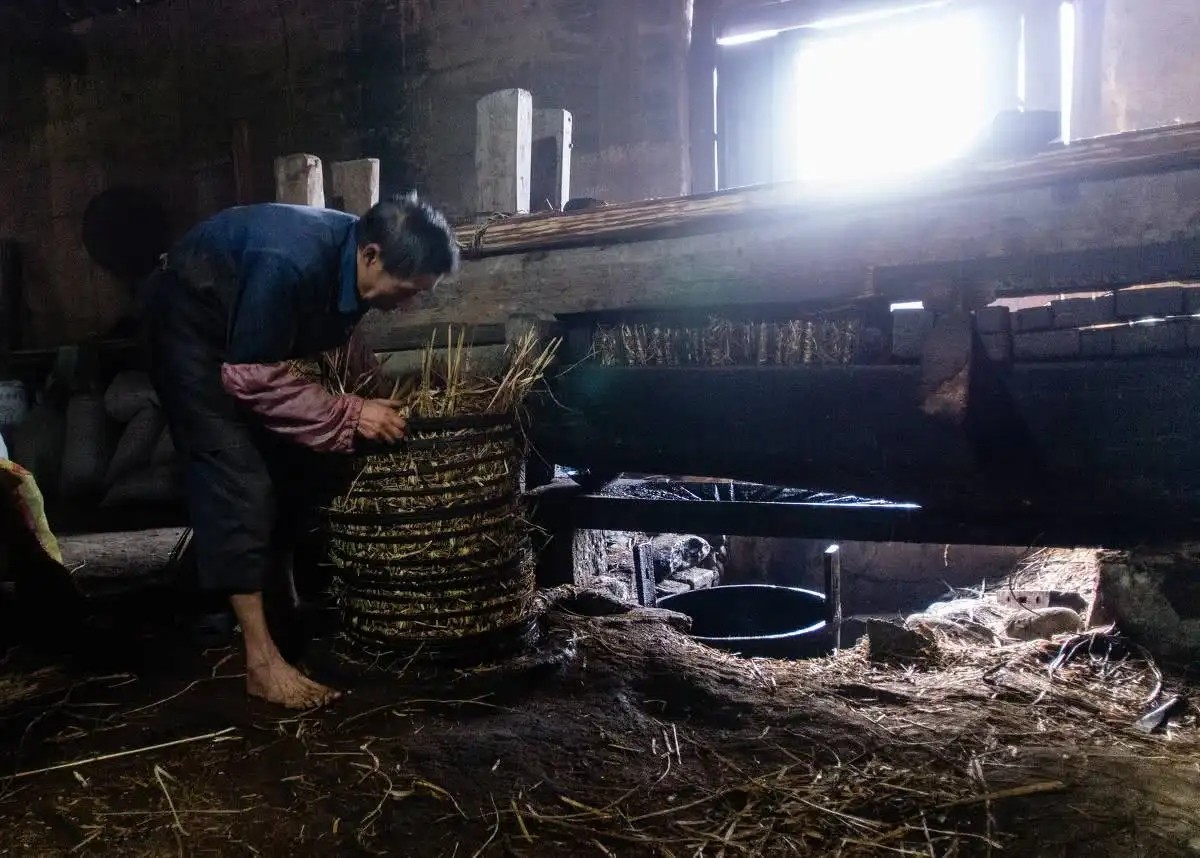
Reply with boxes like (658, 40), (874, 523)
(357, 244), (442, 311)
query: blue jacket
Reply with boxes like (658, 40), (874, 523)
(167, 203), (367, 364)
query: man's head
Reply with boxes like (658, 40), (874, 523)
(354, 192), (459, 311)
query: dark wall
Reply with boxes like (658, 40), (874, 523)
(0, 0), (694, 346)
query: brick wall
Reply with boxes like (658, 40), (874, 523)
(0, 0), (693, 346)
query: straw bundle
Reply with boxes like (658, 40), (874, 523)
(591, 314), (864, 367)
(322, 328), (559, 662)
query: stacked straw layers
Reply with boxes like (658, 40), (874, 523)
(329, 414), (536, 653)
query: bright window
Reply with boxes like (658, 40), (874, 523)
(785, 10), (990, 184)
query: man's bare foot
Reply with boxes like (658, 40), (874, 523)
(230, 591), (341, 709)
(246, 656), (342, 709)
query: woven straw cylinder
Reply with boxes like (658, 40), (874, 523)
(328, 413), (536, 662)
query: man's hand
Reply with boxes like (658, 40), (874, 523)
(356, 399), (407, 443)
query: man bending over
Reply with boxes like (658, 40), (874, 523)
(146, 194), (458, 708)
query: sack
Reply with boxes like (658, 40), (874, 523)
(103, 371), (159, 422)
(100, 463), (181, 508)
(150, 426), (176, 466)
(59, 393), (110, 499)
(9, 402), (66, 493)
(105, 407), (166, 486)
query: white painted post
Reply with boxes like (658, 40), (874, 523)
(475, 88), (533, 214)
(330, 158), (381, 216)
(273, 154), (325, 207)
(532, 108), (573, 210)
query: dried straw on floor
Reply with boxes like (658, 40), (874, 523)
(481, 602), (1200, 856)
(322, 328), (559, 656)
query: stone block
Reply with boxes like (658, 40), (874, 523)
(1013, 329), (1080, 360)
(1111, 321), (1187, 356)
(1079, 327), (1115, 358)
(1004, 607), (1082, 641)
(1095, 548), (1200, 664)
(670, 567), (716, 591)
(1051, 293), (1115, 328)
(979, 332), (1011, 362)
(867, 619), (936, 664)
(1115, 285), (1184, 319)
(656, 580), (690, 598)
(974, 305), (1011, 334)
(1013, 305), (1054, 332)
(891, 308), (935, 360)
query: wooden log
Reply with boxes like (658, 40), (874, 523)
(274, 153), (324, 207)
(452, 122), (1200, 258)
(361, 166), (1200, 344)
(475, 89), (533, 214)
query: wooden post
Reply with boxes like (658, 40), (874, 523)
(475, 89), (533, 214)
(1022, 0), (1062, 114)
(633, 541), (657, 608)
(231, 120), (254, 205)
(531, 108), (572, 211)
(507, 312), (556, 490)
(823, 544), (842, 653)
(273, 153), (325, 207)
(983, 4), (1023, 116)
(330, 158), (381, 216)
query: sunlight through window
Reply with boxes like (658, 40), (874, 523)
(786, 11), (990, 184)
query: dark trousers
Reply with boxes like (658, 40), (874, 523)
(143, 268), (338, 600)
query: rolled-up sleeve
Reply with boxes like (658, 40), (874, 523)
(220, 363), (363, 453)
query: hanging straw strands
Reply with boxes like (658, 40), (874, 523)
(591, 314), (864, 367)
(324, 327), (561, 663)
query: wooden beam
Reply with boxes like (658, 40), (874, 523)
(450, 122), (1200, 258)
(370, 322), (506, 354)
(361, 166), (1200, 343)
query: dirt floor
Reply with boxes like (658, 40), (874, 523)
(1, 568), (1199, 858)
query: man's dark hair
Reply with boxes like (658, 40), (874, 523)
(355, 192), (460, 278)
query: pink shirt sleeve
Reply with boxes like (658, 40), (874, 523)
(220, 363), (364, 453)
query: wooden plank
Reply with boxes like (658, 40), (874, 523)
(370, 322), (506, 353)
(361, 167), (1200, 343)
(451, 122), (1200, 258)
